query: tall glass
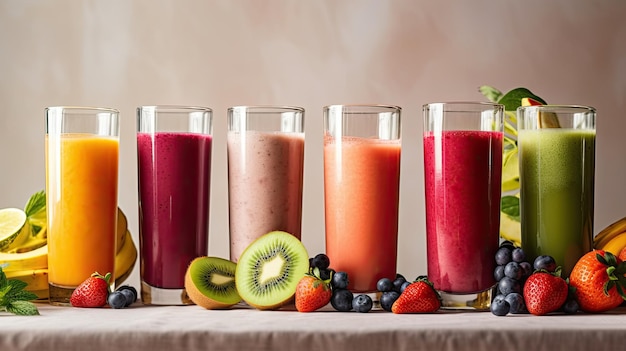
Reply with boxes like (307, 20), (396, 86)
(46, 106), (119, 305)
(518, 105), (595, 278)
(227, 106), (305, 262)
(324, 104), (401, 293)
(137, 106), (213, 305)
(423, 102), (504, 310)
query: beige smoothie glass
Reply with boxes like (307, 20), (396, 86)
(227, 106), (305, 262)
(46, 106), (119, 305)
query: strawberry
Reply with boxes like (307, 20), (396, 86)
(568, 250), (626, 313)
(523, 271), (568, 315)
(391, 277), (440, 313)
(70, 272), (111, 308)
(295, 274), (331, 312)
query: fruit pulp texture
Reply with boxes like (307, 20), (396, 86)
(324, 136), (401, 292)
(46, 134), (118, 287)
(137, 132), (212, 288)
(519, 129), (595, 278)
(227, 131), (304, 262)
(424, 130), (502, 294)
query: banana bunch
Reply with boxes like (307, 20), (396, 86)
(0, 207), (137, 299)
(593, 216), (626, 256)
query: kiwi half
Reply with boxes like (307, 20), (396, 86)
(185, 256), (241, 309)
(235, 230), (309, 310)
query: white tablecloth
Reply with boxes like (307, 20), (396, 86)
(1, 303), (625, 351)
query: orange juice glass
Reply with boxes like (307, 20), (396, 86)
(46, 106), (119, 305)
(323, 105), (401, 293)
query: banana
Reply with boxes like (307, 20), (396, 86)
(0, 245), (48, 272)
(593, 216), (626, 250)
(114, 230), (137, 286)
(5, 268), (49, 291)
(116, 207), (128, 253)
(600, 232), (626, 256)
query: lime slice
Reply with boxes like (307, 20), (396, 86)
(500, 213), (521, 247)
(0, 208), (31, 251)
(502, 148), (519, 194)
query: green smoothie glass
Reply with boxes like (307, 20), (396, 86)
(518, 105), (596, 278)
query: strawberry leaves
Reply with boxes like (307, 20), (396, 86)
(596, 251), (626, 299)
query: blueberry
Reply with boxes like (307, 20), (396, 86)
(400, 281), (411, 293)
(495, 247), (512, 266)
(379, 291), (400, 312)
(392, 276), (407, 293)
(352, 294), (373, 313)
(504, 261), (523, 280)
(490, 298), (510, 316)
(504, 292), (525, 314)
(511, 248), (526, 263)
(492, 294), (506, 303)
(108, 291), (126, 309)
(533, 255), (557, 272)
(116, 285), (137, 306)
(519, 261), (533, 278)
(498, 277), (521, 295)
(376, 278), (393, 292)
(318, 268), (334, 281)
(494, 265), (505, 281)
(311, 254), (330, 270)
(500, 240), (515, 247)
(331, 271), (349, 289)
(330, 289), (353, 312)
(396, 273), (406, 280)
(562, 299), (579, 314)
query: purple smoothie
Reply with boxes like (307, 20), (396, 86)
(137, 132), (212, 289)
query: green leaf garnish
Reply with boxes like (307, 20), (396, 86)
(23, 190), (46, 234)
(0, 266), (40, 316)
(501, 196), (520, 220)
(496, 87), (547, 111)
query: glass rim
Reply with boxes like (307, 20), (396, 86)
(138, 105), (213, 113)
(46, 106), (120, 114)
(323, 104), (401, 112)
(517, 104), (596, 113)
(422, 101), (504, 111)
(228, 105), (304, 114)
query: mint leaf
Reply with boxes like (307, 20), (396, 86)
(0, 266), (6, 287)
(7, 279), (27, 292)
(6, 300), (39, 316)
(24, 190), (45, 217)
(501, 196), (520, 221)
(497, 88), (547, 111)
(478, 85), (502, 103)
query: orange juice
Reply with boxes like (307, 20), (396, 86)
(324, 136), (401, 292)
(46, 133), (119, 287)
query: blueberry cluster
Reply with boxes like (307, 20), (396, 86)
(108, 285), (137, 309)
(491, 241), (532, 316)
(376, 274), (410, 312)
(309, 253), (373, 312)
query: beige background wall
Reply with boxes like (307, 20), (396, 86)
(1, 0), (625, 288)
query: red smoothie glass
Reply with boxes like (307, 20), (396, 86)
(137, 106), (213, 305)
(423, 102), (504, 310)
(227, 106), (305, 262)
(324, 104), (401, 293)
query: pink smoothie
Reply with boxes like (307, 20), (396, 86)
(423, 130), (502, 293)
(227, 131), (304, 262)
(137, 132), (212, 289)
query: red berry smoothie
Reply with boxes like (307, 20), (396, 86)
(423, 130), (502, 294)
(137, 132), (212, 289)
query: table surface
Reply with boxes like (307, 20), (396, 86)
(1, 302), (626, 351)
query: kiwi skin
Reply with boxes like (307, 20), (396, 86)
(235, 230), (309, 310)
(185, 256), (241, 309)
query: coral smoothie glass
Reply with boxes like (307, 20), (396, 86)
(324, 104), (401, 293)
(423, 102), (504, 310)
(137, 106), (213, 305)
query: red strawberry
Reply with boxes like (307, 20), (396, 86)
(295, 274), (331, 312)
(569, 250), (626, 313)
(70, 272), (111, 308)
(391, 277), (441, 313)
(523, 271), (568, 315)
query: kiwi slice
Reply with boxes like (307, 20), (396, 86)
(185, 256), (241, 309)
(235, 230), (309, 310)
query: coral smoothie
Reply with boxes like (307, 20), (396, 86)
(423, 130), (502, 294)
(324, 136), (401, 292)
(227, 131), (305, 262)
(137, 132), (212, 289)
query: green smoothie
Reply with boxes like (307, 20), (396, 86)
(519, 128), (595, 277)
